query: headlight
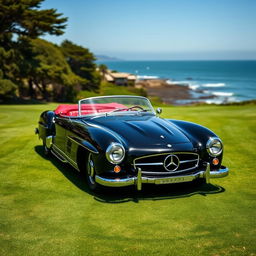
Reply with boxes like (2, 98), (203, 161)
(206, 137), (223, 157)
(106, 143), (125, 164)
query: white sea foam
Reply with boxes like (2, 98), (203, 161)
(205, 99), (223, 104)
(212, 91), (234, 97)
(137, 75), (159, 80)
(205, 96), (238, 105)
(202, 83), (226, 88)
(203, 90), (234, 97)
(188, 84), (200, 90)
(166, 80), (200, 90)
(166, 80), (190, 85)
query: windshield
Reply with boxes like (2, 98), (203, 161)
(78, 96), (155, 116)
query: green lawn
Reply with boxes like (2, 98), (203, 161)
(0, 103), (255, 256)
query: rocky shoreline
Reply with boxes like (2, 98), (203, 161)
(135, 79), (215, 105)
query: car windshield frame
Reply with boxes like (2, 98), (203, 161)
(78, 95), (156, 117)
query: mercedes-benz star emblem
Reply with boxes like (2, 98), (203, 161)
(163, 154), (180, 172)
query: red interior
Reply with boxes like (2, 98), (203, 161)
(54, 103), (127, 116)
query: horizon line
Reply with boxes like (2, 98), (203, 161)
(97, 59), (256, 61)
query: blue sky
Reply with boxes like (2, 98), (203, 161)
(41, 0), (256, 60)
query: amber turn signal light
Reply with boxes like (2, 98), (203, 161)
(114, 165), (121, 173)
(212, 158), (219, 166)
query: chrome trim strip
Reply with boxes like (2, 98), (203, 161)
(135, 159), (198, 166)
(205, 162), (210, 183)
(78, 95), (155, 117)
(133, 152), (199, 174)
(180, 159), (198, 164)
(137, 168), (142, 190)
(209, 167), (229, 178)
(95, 165), (229, 189)
(52, 144), (79, 171)
(80, 95), (149, 101)
(134, 151), (199, 163)
(78, 101), (81, 116)
(135, 162), (163, 166)
(95, 172), (202, 187)
(95, 176), (136, 187)
(142, 165), (199, 175)
(51, 150), (67, 163)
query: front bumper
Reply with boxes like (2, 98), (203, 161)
(95, 163), (229, 190)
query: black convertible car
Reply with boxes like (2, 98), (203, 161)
(36, 95), (228, 191)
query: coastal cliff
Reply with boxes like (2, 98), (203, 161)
(135, 79), (214, 105)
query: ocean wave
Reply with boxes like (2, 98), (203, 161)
(188, 84), (200, 90)
(212, 91), (234, 97)
(205, 99), (224, 104)
(166, 80), (190, 85)
(137, 75), (159, 80)
(166, 80), (200, 90)
(205, 96), (238, 104)
(203, 90), (234, 97)
(202, 83), (226, 88)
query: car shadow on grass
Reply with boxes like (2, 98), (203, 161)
(35, 145), (94, 196)
(35, 145), (226, 204)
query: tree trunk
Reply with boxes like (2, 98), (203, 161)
(42, 82), (48, 101)
(28, 78), (35, 99)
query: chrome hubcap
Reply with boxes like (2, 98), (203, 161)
(87, 154), (95, 184)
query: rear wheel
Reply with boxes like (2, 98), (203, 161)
(43, 140), (51, 156)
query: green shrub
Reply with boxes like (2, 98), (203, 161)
(0, 79), (17, 99)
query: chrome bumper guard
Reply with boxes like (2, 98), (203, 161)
(95, 163), (229, 190)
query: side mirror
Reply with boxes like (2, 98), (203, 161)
(156, 107), (162, 115)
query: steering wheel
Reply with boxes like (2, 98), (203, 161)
(111, 105), (146, 113)
(127, 105), (145, 111)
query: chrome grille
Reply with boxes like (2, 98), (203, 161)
(133, 152), (199, 175)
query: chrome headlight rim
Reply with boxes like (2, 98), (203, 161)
(106, 143), (125, 164)
(206, 137), (223, 157)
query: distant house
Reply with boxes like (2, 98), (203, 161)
(103, 71), (137, 86)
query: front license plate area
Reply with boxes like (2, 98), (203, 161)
(155, 176), (194, 184)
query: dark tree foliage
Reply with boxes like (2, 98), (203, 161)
(0, 0), (70, 101)
(0, 0), (67, 38)
(0, 68), (17, 99)
(0, 35), (23, 97)
(61, 40), (101, 91)
(26, 38), (83, 102)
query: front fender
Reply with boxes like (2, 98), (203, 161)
(168, 119), (217, 146)
(167, 119), (223, 168)
(73, 121), (129, 175)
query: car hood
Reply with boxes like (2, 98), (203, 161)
(85, 114), (193, 151)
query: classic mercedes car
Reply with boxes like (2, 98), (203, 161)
(36, 95), (228, 191)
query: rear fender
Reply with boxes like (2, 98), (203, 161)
(38, 111), (56, 141)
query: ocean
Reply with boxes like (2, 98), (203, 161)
(98, 60), (256, 104)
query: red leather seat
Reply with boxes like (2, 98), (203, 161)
(54, 103), (126, 116)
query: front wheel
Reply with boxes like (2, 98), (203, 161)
(85, 153), (100, 192)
